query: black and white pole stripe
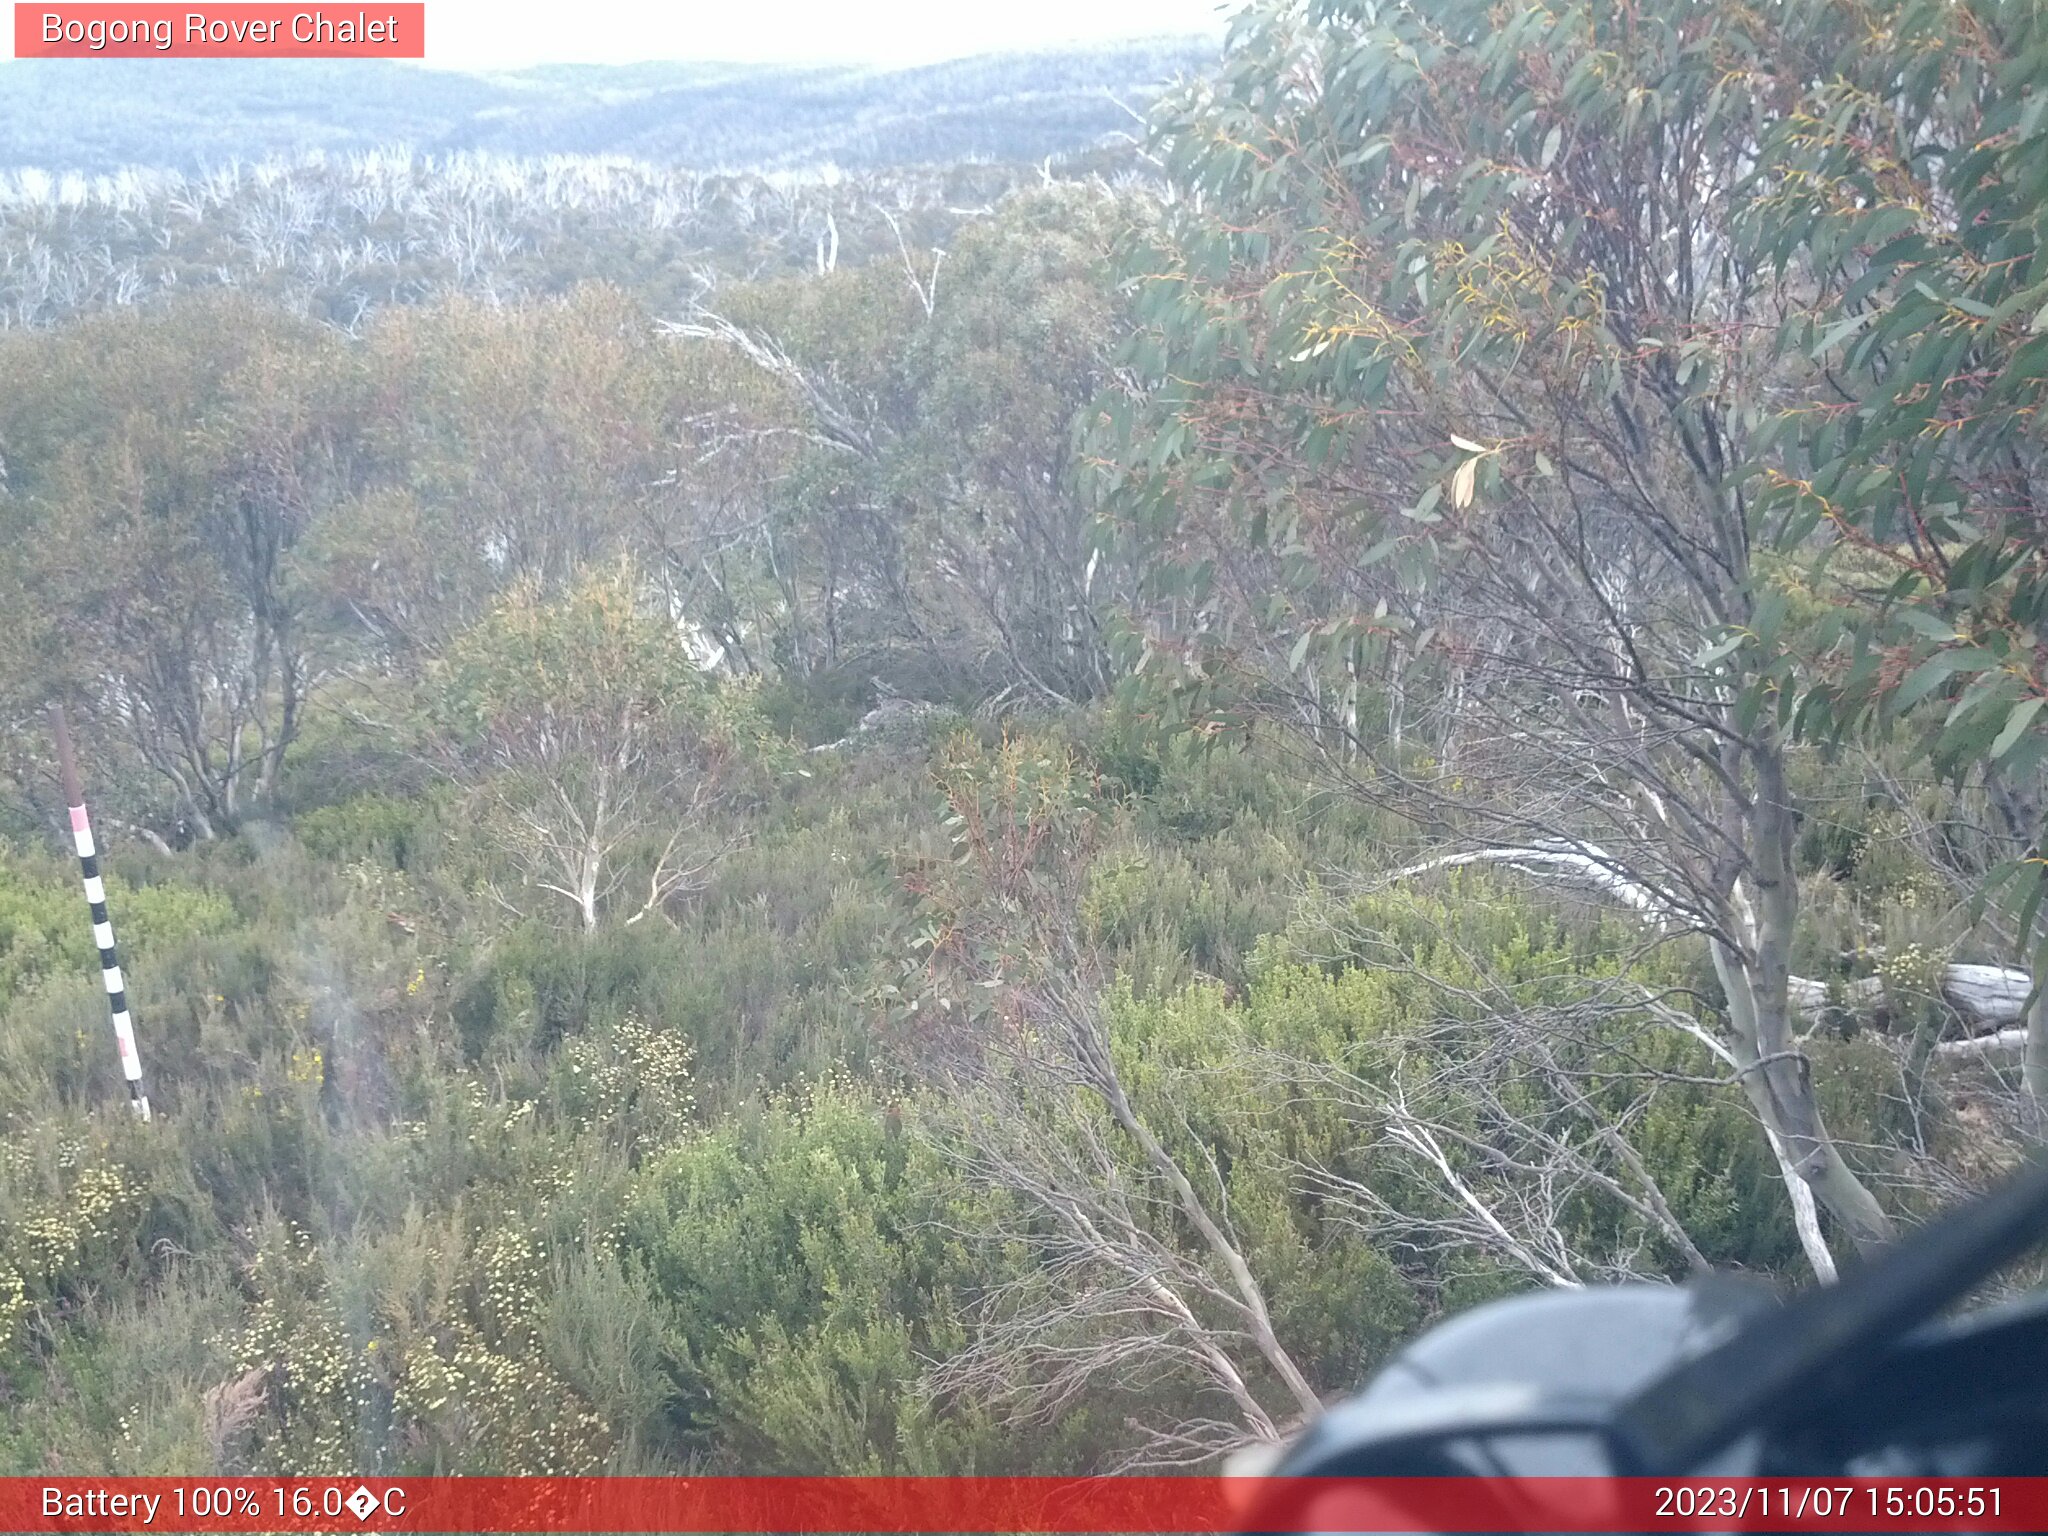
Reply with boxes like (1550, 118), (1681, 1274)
(52, 706), (151, 1121)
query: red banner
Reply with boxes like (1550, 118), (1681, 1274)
(4, 1477), (2046, 1533)
(13, 4), (424, 58)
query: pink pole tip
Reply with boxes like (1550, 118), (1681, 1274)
(68, 805), (90, 832)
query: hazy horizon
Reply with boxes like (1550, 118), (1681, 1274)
(406, 0), (1232, 71)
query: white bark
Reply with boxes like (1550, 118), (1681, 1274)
(1390, 843), (1675, 926)
(1933, 1027), (2030, 1060)
(1761, 1124), (1838, 1285)
(1636, 993), (1841, 1284)
(1942, 965), (2035, 1026)
(1402, 848), (2034, 1031)
(1788, 964), (2030, 1029)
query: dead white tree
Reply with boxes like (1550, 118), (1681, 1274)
(909, 749), (1318, 1465)
(880, 208), (944, 319)
(438, 569), (741, 934)
(658, 310), (877, 460)
(477, 759), (724, 933)
(1279, 1017), (1716, 1291)
(815, 209), (839, 276)
(1264, 913), (1739, 1286)
(923, 1009), (1317, 1465)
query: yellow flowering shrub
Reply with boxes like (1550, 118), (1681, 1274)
(0, 1129), (145, 1359)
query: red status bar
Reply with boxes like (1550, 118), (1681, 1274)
(7, 1477), (2047, 1533)
(14, 5), (424, 58)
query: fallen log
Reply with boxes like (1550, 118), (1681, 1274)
(1390, 842), (1675, 926)
(1938, 964), (2035, 1027)
(1932, 1027), (2029, 1060)
(1788, 964), (2033, 1031)
(1391, 845), (2035, 1032)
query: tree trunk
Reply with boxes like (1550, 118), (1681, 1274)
(1726, 752), (1896, 1258)
(1712, 939), (1895, 1258)
(2027, 986), (2048, 1111)
(1101, 1073), (1322, 1422)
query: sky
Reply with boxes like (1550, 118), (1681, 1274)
(420, 0), (1234, 71)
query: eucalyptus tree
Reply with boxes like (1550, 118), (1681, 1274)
(1092, 0), (1915, 1265)
(1741, 2), (2048, 1105)
(0, 295), (363, 838)
(432, 563), (752, 934)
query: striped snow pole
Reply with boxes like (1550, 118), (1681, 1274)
(51, 706), (151, 1121)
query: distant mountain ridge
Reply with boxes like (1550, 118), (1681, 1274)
(0, 40), (1212, 174)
